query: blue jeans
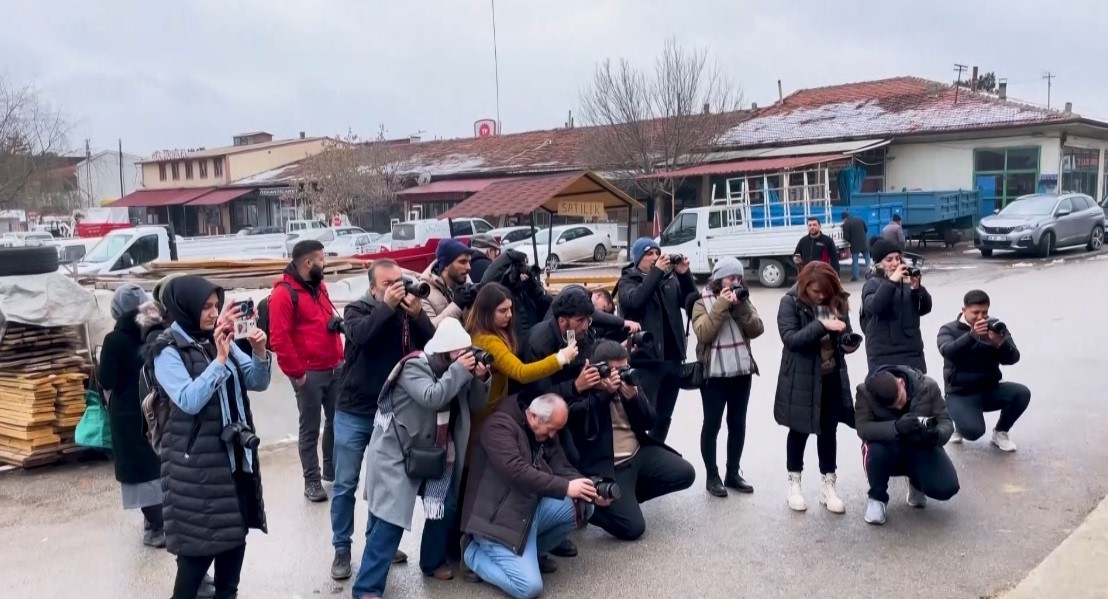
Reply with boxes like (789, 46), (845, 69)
(331, 410), (375, 550)
(419, 486), (458, 574)
(352, 512), (404, 598)
(464, 497), (578, 599)
(851, 250), (872, 280)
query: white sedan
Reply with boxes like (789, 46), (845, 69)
(325, 232), (384, 257)
(507, 225), (612, 270)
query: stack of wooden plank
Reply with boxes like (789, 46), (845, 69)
(0, 323), (91, 468)
(141, 258), (366, 279)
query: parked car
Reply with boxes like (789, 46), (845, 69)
(0, 232), (54, 248)
(285, 226), (367, 255)
(975, 193), (1105, 257)
(390, 217), (494, 250)
(362, 232), (391, 253)
(506, 224), (612, 270)
(325, 232), (384, 257)
(488, 226), (538, 245)
(237, 226), (283, 236)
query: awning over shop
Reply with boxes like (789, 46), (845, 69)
(187, 187), (255, 206)
(640, 154), (848, 179)
(438, 171), (643, 219)
(397, 177), (513, 203)
(110, 188), (214, 208)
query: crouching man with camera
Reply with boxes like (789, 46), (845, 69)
(461, 394), (599, 599)
(937, 290), (1029, 452)
(568, 340), (695, 541)
(855, 366), (960, 526)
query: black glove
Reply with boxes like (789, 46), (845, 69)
(894, 413), (923, 438)
(922, 425), (942, 446)
(454, 285), (479, 310)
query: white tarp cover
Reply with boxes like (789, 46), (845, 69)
(0, 273), (98, 342)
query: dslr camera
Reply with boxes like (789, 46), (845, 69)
(469, 347), (495, 367)
(838, 332), (863, 348)
(986, 318), (1007, 335)
(589, 476), (622, 501)
(727, 282), (750, 302)
(593, 361), (641, 385)
(668, 254), (684, 265)
(220, 421), (261, 450)
(626, 330), (653, 350)
(402, 276), (431, 299)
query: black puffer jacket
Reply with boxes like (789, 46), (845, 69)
(936, 318), (1021, 394)
(615, 264), (697, 364)
(860, 272), (933, 373)
(855, 365), (953, 444)
(156, 329), (267, 557)
(773, 287), (857, 434)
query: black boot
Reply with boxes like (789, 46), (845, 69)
(706, 473), (728, 498)
(724, 471), (754, 494)
(196, 573), (216, 598)
(549, 538), (577, 557)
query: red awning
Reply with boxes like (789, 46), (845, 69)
(640, 154), (847, 179)
(110, 188), (214, 208)
(397, 177), (513, 203)
(187, 188), (254, 206)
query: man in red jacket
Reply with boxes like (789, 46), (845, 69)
(269, 239), (345, 502)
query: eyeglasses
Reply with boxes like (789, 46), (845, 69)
(569, 316), (592, 326)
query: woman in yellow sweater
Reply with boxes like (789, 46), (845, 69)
(465, 283), (577, 432)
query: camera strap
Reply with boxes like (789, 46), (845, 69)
(401, 317), (411, 354)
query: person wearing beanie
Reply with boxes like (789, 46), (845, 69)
(860, 238), (932, 373)
(421, 239), (477, 327)
(792, 216), (841, 275)
(882, 213), (906, 248)
(355, 317), (490, 594)
(615, 237), (696, 443)
(690, 257), (764, 497)
(936, 289), (1029, 452)
(855, 365), (959, 526)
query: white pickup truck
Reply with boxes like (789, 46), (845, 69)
(69, 226), (289, 276)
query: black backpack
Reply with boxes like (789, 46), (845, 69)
(256, 282), (298, 350)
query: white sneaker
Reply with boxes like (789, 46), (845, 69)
(864, 498), (887, 525)
(819, 473), (846, 514)
(907, 483), (927, 508)
(949, 429), (963, 444)
(991, 430), (1017, 452)
(786, 472), (807, 512)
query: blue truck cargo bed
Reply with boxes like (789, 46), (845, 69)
(842, 190), (980, 234)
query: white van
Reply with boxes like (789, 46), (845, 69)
(390, 217), (494, 250)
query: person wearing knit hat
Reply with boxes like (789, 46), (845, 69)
(861, 237), (933, 373)
(616, 236), (696, 443)
(690, 256), (764, 497)
(421, 239), (476, 327)
(854, 365), (959, 526)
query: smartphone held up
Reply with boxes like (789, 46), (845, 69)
(232, 298), (256, 340)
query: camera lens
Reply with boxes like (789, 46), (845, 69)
(728, 282), (750, 302)
(589, 476), (622, 500)
(403, 277), (431, 299)
(628, 331), (653, 348)
(618, 367), (640, 385)
(987, 319), (1007, 335)
(594, 362), (611, 379)
(470, 347), (495, 367)
(669, 254), (684, 264)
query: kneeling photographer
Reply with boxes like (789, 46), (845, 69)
(855, 366), (960, 526)
(568, 339), (695, 541)
(937, 289), (1028, 452)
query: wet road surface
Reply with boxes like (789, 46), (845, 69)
(1, 244), (1106, 598)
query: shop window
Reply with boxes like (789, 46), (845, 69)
(184, 161), (194, 180)
(973, 147), (1040, 210)
(171, 162), (180, 180)
(158, 164), (167, 181)
(198, 160), (208, 179)
(213, 157), (224, 177)
(1062, 147), (1099, 197)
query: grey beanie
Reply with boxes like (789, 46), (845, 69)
(111, 283), (151, 320)
(710, 257), (744, 281)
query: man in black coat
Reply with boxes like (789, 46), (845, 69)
(616, 237), (697, 443)
(480, 248), (553, 344)
(856, 366), (960, 525)
(861, 239), (933, 373)
(793, 217), (841, 274)
(840, 211), (870, 282)
(467, 233), (501, 283)
(936, 289), (1029, 452)
(330, 259), (434, 579)
(567, 340), (694, 541)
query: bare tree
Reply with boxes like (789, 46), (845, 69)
(0, 76), (71, 209)
(298, 125), (405, 223)
(579, 38), (744, 226)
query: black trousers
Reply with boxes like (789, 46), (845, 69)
(172, 543), (246, 599)
(946, 382), (1031, 440)
(140, 504), (163, 531)
(786, 373), (841, 475)
(293, 368), (340, 483)
(700, 375), (753, 477)
(589, 445), (696, 541)
(862, 440), (960, 504)
(636, 361), (682, 443)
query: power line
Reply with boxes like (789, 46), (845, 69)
(1042, 71), (1055, 109)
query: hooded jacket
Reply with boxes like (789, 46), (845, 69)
(854, 365), (952, 444)
(267, 266), (343, 380)
(860, 271), (933, 373)
(936, 317), (1020, 394)
(615, 264), (697, 364)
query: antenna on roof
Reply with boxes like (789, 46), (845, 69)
(953, 63), (968, 104)
(1042, 71), (1055, 109)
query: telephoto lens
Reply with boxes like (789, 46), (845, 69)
(628, 331), (653, 348)
(728, 282), (750, 302)
(403, 277), (431, 299)
(986, 318), (1007, 335)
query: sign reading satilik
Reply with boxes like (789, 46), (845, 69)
(557, 200), (606, 219)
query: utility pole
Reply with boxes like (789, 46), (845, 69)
(490, 0), (502, 133)
(118, 139), (125, 199)
(1043, 71), (1055, 109)
(84, 139), (94, 208)
(953, 63), (968, 104)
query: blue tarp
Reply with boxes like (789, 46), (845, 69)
(837, 166), (866, 203)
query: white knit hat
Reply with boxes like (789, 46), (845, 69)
(425, 317), (473, 354)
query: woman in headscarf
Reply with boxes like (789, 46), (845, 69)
(99, 284), (164, 546)
(151, 275), (272, 599)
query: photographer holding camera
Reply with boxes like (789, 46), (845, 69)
(422, 239), (479, 327)
(855, 366), (960, 526)
(151, 276), (272, 598)
(268, 239), (345, 502)
(567, 339), (695, 541)
(937, 290), (1029, 452)
(690, 257), (764, 497)
(616, 237), (697, 443)
(480, 247), (553, 342)
(355, 318), (490, 596)
(327, 259), (436, 580)
(861, 239), (933, 373)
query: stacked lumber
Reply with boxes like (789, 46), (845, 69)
(0, 323), (91, 468)
(141, 258), (366, 279)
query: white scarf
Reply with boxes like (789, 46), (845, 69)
(701, 290), (754, 378)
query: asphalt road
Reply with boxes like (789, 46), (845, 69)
(1, 244), (1106, 598)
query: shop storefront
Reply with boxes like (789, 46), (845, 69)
(1061, 146), (1100, 197)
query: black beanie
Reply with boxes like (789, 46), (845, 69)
(866, 370), (901, 407)
(870, 239), (901, 263)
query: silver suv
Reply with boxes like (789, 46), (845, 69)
(975, 193), (1105, 257)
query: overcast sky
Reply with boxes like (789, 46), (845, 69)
(4, 0), (1106, 157)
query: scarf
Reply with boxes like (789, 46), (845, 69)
(374, 352), (455, 520)
(701, 290), (754, 378)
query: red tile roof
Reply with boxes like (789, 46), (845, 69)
(439, 171), (641, 219)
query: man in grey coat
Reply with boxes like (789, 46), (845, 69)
(353, 317), (490, 598)
(882, 214), (906, 249)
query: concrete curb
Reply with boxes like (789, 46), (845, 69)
(1001, 494), (1108, 599)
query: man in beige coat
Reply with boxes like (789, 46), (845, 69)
(421, 239), (477, 326)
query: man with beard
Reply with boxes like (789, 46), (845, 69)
(793, 217), (841, 274)
(422, 239), (479, 326)
(269, 240), (345, 503)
